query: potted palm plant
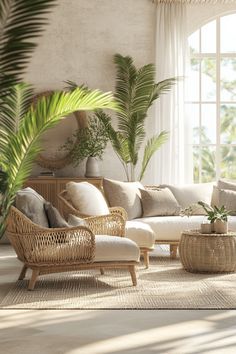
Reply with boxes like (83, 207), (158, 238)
(94, 54), (177, 181)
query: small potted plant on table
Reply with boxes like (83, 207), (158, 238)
(198, 201), (230, 234)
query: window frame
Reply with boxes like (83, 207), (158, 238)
(188, 14), (236, 183)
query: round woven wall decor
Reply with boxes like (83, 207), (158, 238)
(33, 91), (88, 170)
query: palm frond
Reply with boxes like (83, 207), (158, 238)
(64, 80), (88, 92)
(0, 170), (8, 194)
(139, 131), (169, 181)
(1, 87), (116, 200)
(114, 53), (137, 116)
(149, 77), (179, 107)
(0, 0), (56, 95)
(95, 110), (129, 163)
(0, 83), (33, 133)
(132, 64), (156, 115)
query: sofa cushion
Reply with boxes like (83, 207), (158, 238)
(94, 235), (140, 262)
(140, 188), (181, 217)
(103, 178), (143, 220)
(135, 215), (206, 241)
(125, 221), (155, 249)
(217, 188), (236, 215)
(15, 187), (49, 227)
(66, 181), (110, 216)
(44, 202), (69, 228)
(161, 183), (214, 215)
(218, 179), (236, 191)
(29, 235), (140, 263)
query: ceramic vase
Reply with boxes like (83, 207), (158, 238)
(200, 223), (212, 234)
(214, 220), (228, 234)
(85, 156), (100, 177)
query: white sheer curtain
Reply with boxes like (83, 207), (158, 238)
(148, 2), (192, 185)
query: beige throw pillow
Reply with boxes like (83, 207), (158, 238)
(161, 183), (214, 215)
(66, 182), (110, 216)
(103, 178), (144, 220)
(213, 180), (236, 208)
(218, 188), (236, 215)
(44, 202), (69, 228)
(140, 188), (181, 217)
(218, 179), (236, 192)
(15, 187), (49, 227)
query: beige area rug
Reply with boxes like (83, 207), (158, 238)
(1, 256), (236, 309)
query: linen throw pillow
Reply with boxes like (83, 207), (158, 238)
(212, 180), (236, 208)
(44, 202), (69, 228)
(217, 188), (236, 215)
(140, 188), (181, 217)
(15, 187), (49, 227)
(103, 178), (144, 220)
(161, 183), (214, 215)
(66, 181), (110, 216)
(218, 179), (236, 192)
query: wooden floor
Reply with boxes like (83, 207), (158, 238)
(1, 245), (236, 354)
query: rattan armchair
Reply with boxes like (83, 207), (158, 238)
(7, 206), (138, 290)
(58, 190), (152, 268)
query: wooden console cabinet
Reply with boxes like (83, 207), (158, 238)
(25, 177), (103, 214)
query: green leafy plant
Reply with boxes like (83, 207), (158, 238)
(94, 53), (177, 181)
(61, 116), (109, 166)
(181, 201), (230, 223)
(197, 201), (230, 223)
(0, 0), (117, 239)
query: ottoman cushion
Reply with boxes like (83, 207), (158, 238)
(94, 235), (140, 262)
(125, 221), (155, 249)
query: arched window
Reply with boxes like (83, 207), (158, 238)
(187, 13), (236, 183)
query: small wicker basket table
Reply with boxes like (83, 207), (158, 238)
(179, 230), (236, 273)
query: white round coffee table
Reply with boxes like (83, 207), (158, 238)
(179, 230), (236, 273)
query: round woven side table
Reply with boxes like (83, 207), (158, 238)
(179, 230), (236, 273)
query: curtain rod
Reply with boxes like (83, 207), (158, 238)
(152, 0), (236, 4)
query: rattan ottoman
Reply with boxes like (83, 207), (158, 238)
(179, 230), (236, 273)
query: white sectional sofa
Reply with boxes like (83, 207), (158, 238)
(103, 178), (236, 265)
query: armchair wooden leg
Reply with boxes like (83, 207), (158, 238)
(128, 265), (137, 286)
(100, 268), (105, 275)
(28, 269), (40, 291)
(143, 250), (149, 269)
(170, 244), (178, 259)
(18, 264), (28, 280)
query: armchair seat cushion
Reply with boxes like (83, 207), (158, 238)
(125, 221), (155, 249)
(94, 235), (140, 262)
(26, 235), (140, 264)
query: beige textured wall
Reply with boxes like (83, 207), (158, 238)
(25, 0), (236, 181)
(26, 0), (155, 180)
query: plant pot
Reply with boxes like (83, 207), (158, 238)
(85, 157), (100, 178)
(214, 220), (228, 234)
(200, 223), (212, 234)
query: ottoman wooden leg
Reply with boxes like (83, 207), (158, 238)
(143, 250), (149, 269)
(170, 244), (178, 259)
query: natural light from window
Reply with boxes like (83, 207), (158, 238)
(187, 13), (236, 183)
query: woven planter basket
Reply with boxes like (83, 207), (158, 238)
(179, 230), (236, 273)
